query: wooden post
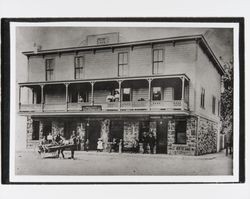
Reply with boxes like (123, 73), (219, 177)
(91, 82), (95, 106)
(19, 86), (22, 110)
(118, 80), (122, 111)
(147, 79), (152, 110)
(181, 77), (185, 110)
(65, 83), (69, 111)
(41, 84), (44, 112)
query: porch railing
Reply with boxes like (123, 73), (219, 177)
(68, 102), (91, 111)
(19, 104), (42, 112)
(20, 100), (188, 113)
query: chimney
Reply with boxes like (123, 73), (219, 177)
(33, 43), (42, 54)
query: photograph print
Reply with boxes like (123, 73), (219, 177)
(3, 19), (243, 183)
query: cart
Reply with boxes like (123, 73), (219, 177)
(38, 143), (76, 158)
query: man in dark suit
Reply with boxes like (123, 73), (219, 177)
(70, 131), (78, 159)
(148, 132), (156, 154)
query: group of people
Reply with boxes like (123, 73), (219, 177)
(142, 132), (156, 154)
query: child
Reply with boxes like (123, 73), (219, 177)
(97, 138), (103, 152)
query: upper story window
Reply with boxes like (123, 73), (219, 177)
(153, 49), (164, 74)
(200, 87), (205, 109)
(212, 96), (216, 114)
(152, 87), (162, 101)
(74, 56), (84, 79)
(45, 58), (55, 81)
(122, 88), (131, 101)
(118, 52), (128, 76)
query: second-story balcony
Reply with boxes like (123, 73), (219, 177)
(18, 74), (190, 114)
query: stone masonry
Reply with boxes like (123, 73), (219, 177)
(123, 121), (139, 149)
(51, 121), (64, 137)
(100, 119), (110, 151)
(168, 117), (197, 155)
(26, 116), (34, 148)
(197, 117), (218, 155)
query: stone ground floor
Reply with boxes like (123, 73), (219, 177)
(26, 114), (220, 156)
(15, 150), (233, 175)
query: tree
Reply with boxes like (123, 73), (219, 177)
(220, 60), (233, 147)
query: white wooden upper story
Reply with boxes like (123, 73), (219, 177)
(20, 35), (224, 121)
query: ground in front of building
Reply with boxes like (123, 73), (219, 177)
(15, 149), (233, 176)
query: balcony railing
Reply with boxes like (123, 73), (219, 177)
(20, 100), (188, 113)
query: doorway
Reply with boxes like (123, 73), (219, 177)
(110, 120), (124, 141)
(86, 121), (101, 150)
(43, 121), (52, 140)
(156, 120), (168, 154)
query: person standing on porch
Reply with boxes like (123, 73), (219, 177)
(97, 138), (104, 152)
(142, 132), (148, 154)
(148, 132), (156, 154)
(70, 131), (77, 159)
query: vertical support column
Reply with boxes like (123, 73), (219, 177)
(147, 78), (152, 110)
(91, 81), (95, 106)
(41, 84), (44, 112)
(118, 80), (122, 111)
(19, 86), (22, 110)
(65, 83), (69, 112)
(181, 76), (185, 110)
(32, 88), (34, 104)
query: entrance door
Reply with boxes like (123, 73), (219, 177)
(110, 121), (124, 141)
(43, 121), (52, 139)
(87, 121), (101, 150)
(156, 120), (168, 154)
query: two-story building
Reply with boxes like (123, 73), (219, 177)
(18, 33), (224, 155)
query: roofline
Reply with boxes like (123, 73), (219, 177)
(22, 34), (225, 75)
(22, 34), (203, 55)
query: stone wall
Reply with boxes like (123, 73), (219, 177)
(52, 121), (64, 137)
(168, 117), (197, 155)
(26, 116), (34, 148)
(100, 119), (110, 151)
(123, 121), (139, 149)
(197, 117), (218, 155)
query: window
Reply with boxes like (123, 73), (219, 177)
(32, 121), (40, 140)
(74, 56), (84, 79)
(153, 49), (164, 74)
(97, 37), (109, 45)
(118, 52), (128, 76)
(175, 120), (187, 144)
(152, 87), (162, 101)
(122, 88), (131, 101)
(212, 96), (216, 114)
(45, 58), (55, 81)
(200, 87), (205, 109)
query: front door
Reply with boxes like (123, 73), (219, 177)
(110, 121), (124, 141)
(156, 120), (168, 154)
(87, 121), (101, 150)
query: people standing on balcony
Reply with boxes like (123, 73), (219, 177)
(114, 90), (120, 102)
(148, 132), (156, 154)
(142, 132), (149, 154)
(97, 138), (104, 152)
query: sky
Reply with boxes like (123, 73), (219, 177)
(16, 26), (233, 83)
(14, 25), (233, 150)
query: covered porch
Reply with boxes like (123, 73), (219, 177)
(19, 74), (190, 113)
